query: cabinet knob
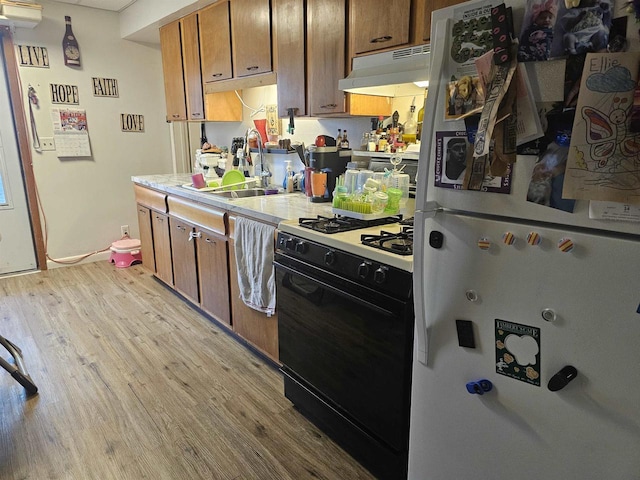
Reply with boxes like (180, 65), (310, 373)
(246, 65), (259, 71)
(320, 103), (337, 109)
(188, 230), (201, 241)
(205, 237), (215, 244)
(212, 73), (223, 77)
(370, 35), (392, 44)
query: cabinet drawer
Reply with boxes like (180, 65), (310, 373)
(167, 196), (226, 235)
(134, 185), (168, 213)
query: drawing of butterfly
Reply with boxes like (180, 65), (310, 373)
(582, 96), (640, 167)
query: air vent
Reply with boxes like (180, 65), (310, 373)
(392, 44), (430, 61)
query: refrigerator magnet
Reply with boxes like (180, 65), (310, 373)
(495, 319), (541, 387)
(434, 131), (512, 194)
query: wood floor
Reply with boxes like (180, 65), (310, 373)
(0, 262), (374, 480)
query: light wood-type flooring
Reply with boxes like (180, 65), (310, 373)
(0, 262), (374, 480)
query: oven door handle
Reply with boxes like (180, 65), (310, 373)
(275, 262), (396, 317)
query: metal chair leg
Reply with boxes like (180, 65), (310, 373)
(0, 335), (38, 395)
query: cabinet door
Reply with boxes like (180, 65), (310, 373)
(274, 0), (306, 117)
(230, 0), (272, 77)
(423, 0), (462, 41)
(151, 211), (173, 286)
(137, 204), (155, 273)
(196, 227), (231, 327)
(180, 13), (205, 120)
(199, 1), (233, 83)
(170, 217), (199, 304)
(159, 20), (187, 121)
(350, 0), (411, 54)
(228, 240), (279, 361)
(307, 0), (346, 116)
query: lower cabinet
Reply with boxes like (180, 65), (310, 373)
(170, 217), (199, 304)
(196, 226), (231, 327)
(133, 185), (277, 363)
(134, 185), (173, 285)
(151, 211), (174, 286)
(136, 205), (155, 273)
(228, 215), (279, 362)
(167, 195), (232, 328)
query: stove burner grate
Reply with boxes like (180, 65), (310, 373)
(299, 215), (402, 234)
(361, 227), (414, 256)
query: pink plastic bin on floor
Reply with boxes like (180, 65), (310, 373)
(109, 238), (142, 268)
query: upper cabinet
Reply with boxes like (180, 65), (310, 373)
(159, 15), (204, 121)
(181, 13), (205, 120)
(307, 0), (347, 116)
(230, 0), (272, 77)
(199, 1), (233, 84)
(350, 0), (412, 55)
(159, 20), (187, 121)
(273, 0), (305, 117)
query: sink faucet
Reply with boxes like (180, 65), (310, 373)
(243, 127), (271, 188)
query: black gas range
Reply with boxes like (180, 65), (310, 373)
(275, 215), (414, 480)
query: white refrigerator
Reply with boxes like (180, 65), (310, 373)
(410, 1), (640, 479)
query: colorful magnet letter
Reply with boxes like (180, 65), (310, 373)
(527, 231), (541, 246)
(477, 238), (491, 250)
(502, 232), (516, 245)
(557, 238), (574, 252)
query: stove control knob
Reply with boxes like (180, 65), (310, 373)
(285, 238), (294, 250)
(357, 261), (371, 279)
(295, 241), (308, 254)
(374, 266), (388, 284)
(324, 250), (336, 266)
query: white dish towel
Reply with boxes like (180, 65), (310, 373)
(234, 217), (276, 316)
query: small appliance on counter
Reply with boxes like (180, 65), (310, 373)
(307, 146), (351, 203)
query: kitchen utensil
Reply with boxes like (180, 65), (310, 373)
(221, 169), (246, 190)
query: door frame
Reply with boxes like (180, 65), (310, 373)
(1, 27), (46, 270)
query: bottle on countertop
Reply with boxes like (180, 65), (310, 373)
(417, 105), (425, 141)
(341, 130), (350, 149)
(285, 160), (294, 193)
(62, 16), (81, 67)
(336, 129), (343, 147)
(403, 104), (418, 144)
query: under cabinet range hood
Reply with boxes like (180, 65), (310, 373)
(339, 44), (430, 97)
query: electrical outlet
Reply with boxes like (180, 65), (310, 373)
(121, 225), (129, 237)
(40, 137), (56, 151)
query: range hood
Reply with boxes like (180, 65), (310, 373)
(339, 44), (430, 97)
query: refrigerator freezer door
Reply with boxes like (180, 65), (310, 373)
(409, 212), (640, 479)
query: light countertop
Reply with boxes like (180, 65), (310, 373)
(132, 174), (334, 224)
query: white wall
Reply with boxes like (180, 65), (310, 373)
(14, 0), (173, 265)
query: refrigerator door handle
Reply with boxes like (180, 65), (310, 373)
(413, 209), (430, 365)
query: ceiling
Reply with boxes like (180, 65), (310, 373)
(48, 0), (137, 13)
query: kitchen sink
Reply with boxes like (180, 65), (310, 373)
(209, 188), (267, 199)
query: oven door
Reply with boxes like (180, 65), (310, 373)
(275, 259), (413, 451)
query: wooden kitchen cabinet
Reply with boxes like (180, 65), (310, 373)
(196, 226), (231, 327)
(307, 0), (347, 115)
(134, 185), (170, 281)
(199, 1), (233, 84)
(275, 0), (390, 118)
(273, 0), (306, 118)
(230, 0), (272, 78)
(159, 20), (187, 121)
(169, 217), (199, 304)
(350, 0), (412, 55)
(228, 215), (279, 362)
(167, 196), (231, 326)
(181, 13), (205, 120)
(136, 205), (155, 273)
(151, 211), (173, 286)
